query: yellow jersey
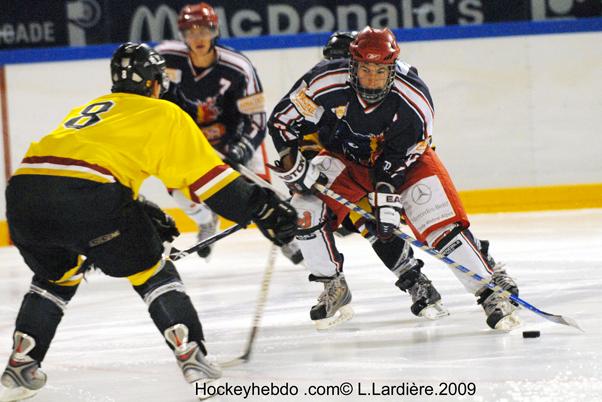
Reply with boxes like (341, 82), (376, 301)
(13, 92), (239, 202)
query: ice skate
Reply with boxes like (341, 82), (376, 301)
(280, 241), (304, 265)
(196, 213), (219, 259)
(0, 332), (46, 402)
(164, 324), (221, 400)
(309, 274), (353, 330)
(477, 265), (521, 331)
(395, 262), (449, 320)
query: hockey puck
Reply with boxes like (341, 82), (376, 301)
(522, 330), (540, 338)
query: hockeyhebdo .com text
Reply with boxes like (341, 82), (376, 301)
(195, 380), (477, 399)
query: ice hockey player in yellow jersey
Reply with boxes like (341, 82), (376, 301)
(0, 42), (297, 401)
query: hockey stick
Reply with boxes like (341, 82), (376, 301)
(313, 183), (583, 332)
(220, 243), (279, 367)
(217, 151), (290, 200)
(169, 223), (244, 261)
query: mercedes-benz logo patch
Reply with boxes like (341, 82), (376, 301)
(411, 183), (432, 205)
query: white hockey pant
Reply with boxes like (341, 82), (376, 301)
(291, 193), (342, 278)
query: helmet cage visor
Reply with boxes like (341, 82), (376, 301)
(349, 60), (396, 103)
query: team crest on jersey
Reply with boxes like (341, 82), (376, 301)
(196, 96), (221, 124)
(165, 68), (182, 84)
(333, 105), (347, 119)
(369, 132), (385, 165)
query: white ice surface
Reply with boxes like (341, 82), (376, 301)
(1, 209), (601, 402)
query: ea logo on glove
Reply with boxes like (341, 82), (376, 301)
(411, 183), (432, 205)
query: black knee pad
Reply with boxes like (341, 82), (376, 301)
(15, 277), (78, 363)
(132, 260), (182, 299)
(371, 236), (414, 270)
(31, 275), (78, 302)
(132, 261), (205, 353)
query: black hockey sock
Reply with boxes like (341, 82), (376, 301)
(371, 235), (412, 271)
(14, 277), (78, 363)
(132, 260), (206, 354)
(148, 291), (207, 355)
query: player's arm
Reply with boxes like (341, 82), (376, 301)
(223, 65), (267, 165)
(370, 116), (427, 240)
(375, 118), (424, 189)
(158, 108), (297, 245)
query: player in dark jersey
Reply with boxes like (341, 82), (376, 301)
(156, 2), (302, 264)
(268, 27), (521, 331)
(0, 42), (297, 401)
(294, 31), (451, 323)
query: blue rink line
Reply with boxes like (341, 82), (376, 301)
(1, 17), (601, 65)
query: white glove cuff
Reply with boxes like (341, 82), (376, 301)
(275, 152), (308, 184)
(368, 192), (403, 209)
(379, 207), (401, 225)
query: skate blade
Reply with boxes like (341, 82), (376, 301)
(194, 378), (222, 400)
(419, 301), (450, 320)
(0, 386), (40, 402)
(494, 312), (522, 332)
(314, 305), (354, 330)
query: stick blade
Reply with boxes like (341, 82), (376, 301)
(539, 310), (583, 332)
(219, 355), (250, 368)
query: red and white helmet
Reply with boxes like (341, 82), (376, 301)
(349, 26), (400, 103)
(178, 2), (219, 38)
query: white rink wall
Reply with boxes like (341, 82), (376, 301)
(1, 31), (601, 218)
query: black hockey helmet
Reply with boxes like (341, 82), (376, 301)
(322, 31), (357, 60)
(110, 42), (169, 97)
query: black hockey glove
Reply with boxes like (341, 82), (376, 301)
(252, 188), (298, 246)
(138, 197), (180, 243)
(368, 183), (403, 242)
(226, 137), (254, 165)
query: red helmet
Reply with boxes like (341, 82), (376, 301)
(349, 27), (400, 64)
(349, 27), (400, 103)
(178, 2), (219, 34)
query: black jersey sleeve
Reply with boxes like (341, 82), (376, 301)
(219, 47), (267, 152)
(267, 60), (341, 157)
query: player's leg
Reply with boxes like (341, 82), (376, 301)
(427, 224), (520, 330)
(293, 193), (352, 330)
(400, 149), (520, 330)
(2, 176), (87, 401)
(171, 189), (218, 259)
(0, 246), (83, 402)
(291, 155), (370, 330)
(247, 143), (304, 265)
(87, 198), (221, 386)
(350, 200), (449, 320)
(129, 260), (221, 385)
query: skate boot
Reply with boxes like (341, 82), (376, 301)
(0, 332), (47, 402)
(196, 213), (219, 259)
(476, 264), (521, 331)
(309, 273), (353, 330)
(395, 261), (449, 320)
(280, 241), (304, 265)
(164, 324), (221, 400)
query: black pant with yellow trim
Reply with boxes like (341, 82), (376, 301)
(6, 175), (206, 363)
